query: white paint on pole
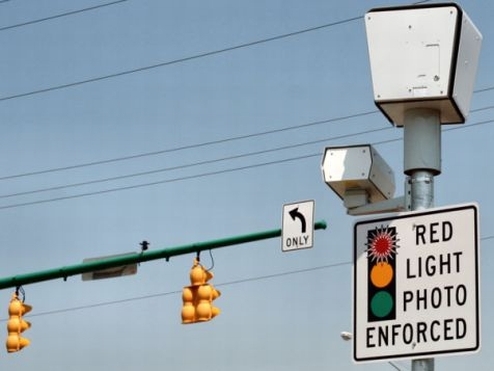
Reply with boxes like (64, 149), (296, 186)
(353, 203), (480, 362)
(282, 200), (314, 252)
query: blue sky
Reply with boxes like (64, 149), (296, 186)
(0, 1), (493, 370)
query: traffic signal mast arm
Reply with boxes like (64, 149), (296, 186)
(0, 221), (327, 290)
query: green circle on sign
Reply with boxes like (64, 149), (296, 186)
(370, 291), (393, 318)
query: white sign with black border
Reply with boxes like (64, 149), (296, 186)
(282, 200), (315, 252)
(353, 203), (480, 363)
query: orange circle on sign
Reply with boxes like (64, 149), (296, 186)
(370, 262), (393, 288)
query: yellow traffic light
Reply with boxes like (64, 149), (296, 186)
(6, 293), (32, 353)
(181, 258), (220, 324)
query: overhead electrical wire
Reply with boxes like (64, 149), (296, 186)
(0, 225), (488, 322)
(0, 15), (363, 103)
(0, 110), (378, 181)
(1, 106), (493, 202)
(0, 2), (435, 103)
(0, 0), (487, 333)
(0, 107), (490, 194)
(0, 0), (129, 32)
(0, 105), (494, 186)
(0, 261), (349, 321)
(0, 154), (320, 210)
(0, 0), (433, 103)
(3, 220), (489, 322)
(1, 100), (494, 183)
(0, 117), (492, 211)
(0, 0), (479, 188)
(0, 0), (488, 212)
(3, 230), (493, 320)
(0, 126), (392, 200)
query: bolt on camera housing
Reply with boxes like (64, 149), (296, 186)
(365, 3), (482, 126)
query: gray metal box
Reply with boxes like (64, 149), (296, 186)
(365, 3), (482, 126)
(321, 145), (395, 203)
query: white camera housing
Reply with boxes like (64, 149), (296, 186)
(365, 3), (482, 126)
(321, 145), (395, 209)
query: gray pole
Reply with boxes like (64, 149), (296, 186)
(404, 107), (440, 371)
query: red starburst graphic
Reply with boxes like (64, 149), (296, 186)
(366, 225), (399, 263)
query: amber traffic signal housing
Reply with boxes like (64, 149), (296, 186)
(181, 258), (220, 324)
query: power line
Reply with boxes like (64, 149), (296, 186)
(0, 125), (397, 201)
(6, 261), (351, 320)
(0, 0), (486, 190)
(0, 1), (435, 103)
(0, 0), (129, 32)
(0, 110), (378, 181)
(2, 96), (493, 184)
(5, 224), (490, 321)
(472, 85), (494, 94)
(0, 0), (488, 200)
(5, 228), (494, 320)
(372, 117), (494, 146)
(0, 126), (391, 200)
(0, 154), (320, 210)
(2, 99), (494, 185)
(0, 117), (492, 210)
(0, 15), (362, 103)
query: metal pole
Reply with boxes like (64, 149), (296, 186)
(404, 108), (440, 371)
(0, 221), (327, 290)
